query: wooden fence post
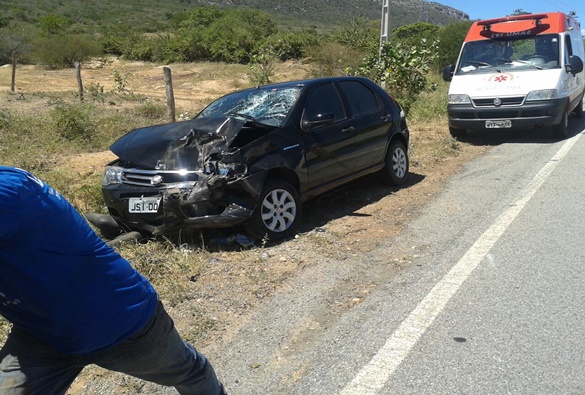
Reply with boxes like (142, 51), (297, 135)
(163, 66), (176, 122)
(75, 61), (84, 101)
(11, 52), (16, 92)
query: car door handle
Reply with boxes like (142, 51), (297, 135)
(341, 126), (355, 133)
(381, 114), (391, 122)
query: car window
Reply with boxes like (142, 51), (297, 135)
(338, 81), (380, 116)
(198, 86), (302, 127)
(304, 83), (346, 122)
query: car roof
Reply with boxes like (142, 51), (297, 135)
(252, 76), (373, 90)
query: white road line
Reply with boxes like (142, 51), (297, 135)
(340, 132), (582, 395)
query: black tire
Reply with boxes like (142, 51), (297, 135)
(381, 140), (409, 186)
(574, 98), (583, 119)
(552, 111), (569, 139)
(449, 126), (467, 138)
(246, 179), (301, 241)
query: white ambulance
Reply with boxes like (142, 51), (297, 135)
(443, 12), (584, 138)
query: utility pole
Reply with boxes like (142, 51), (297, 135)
(380, 0), (390, 48)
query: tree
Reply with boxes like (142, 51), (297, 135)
(353, 38), (439, 113)
(201, 8), (276, 63)
(37, 15), (71, 37)
(391, 22), (440, 47)
(31, 34), (102, 69)
(436, 21), (473, 70)
(332, 17), (378, 52)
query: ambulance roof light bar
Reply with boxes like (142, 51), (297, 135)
(478, 13), (548, 31)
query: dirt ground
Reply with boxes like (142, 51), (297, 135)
(0, 58), (488, 393)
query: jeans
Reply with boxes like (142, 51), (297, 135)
(0, 302), (227, 395)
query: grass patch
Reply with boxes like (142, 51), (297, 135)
(118, 240), (209, 307)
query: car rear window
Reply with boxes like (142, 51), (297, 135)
(339, 81), (379, 116)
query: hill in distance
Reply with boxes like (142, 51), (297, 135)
(0, 0), (469, 31)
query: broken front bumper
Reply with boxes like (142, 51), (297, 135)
(100, 172), (265, 236)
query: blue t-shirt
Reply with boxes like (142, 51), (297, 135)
(0, 166), (158, 354)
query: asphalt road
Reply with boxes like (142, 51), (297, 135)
(214, 118), (585, 394)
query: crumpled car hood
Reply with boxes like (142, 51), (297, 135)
(109, 117), (246, 170)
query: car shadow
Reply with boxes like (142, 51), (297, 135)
(299, 171), (425, 234)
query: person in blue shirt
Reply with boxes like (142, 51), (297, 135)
(0, 166), (227, 394)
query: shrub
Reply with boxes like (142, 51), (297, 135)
(262, 30), (321, 61)
(308, 42), (366, 78)
(51, 102), (96, 142)
(30, 34), (102, 69)
(436, 21), (473, 71)
(249, 46), (277, 85)
(135, 101), (167, 120)
(353, 39), (439, 113)
(332, 17), (378, 52)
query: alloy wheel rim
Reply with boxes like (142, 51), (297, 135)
(392, 147), (407, 178)
(261, 188), (297, 232)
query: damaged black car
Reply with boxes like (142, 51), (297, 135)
(89, 76), (410, 242)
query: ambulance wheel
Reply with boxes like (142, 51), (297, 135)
(574, 98), (583, 118)
(449, 127), (466, 138)
(552, 111), (569, 139)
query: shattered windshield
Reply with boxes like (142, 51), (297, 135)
(198, 86), (302, 127)
(456, 34), (561, 75)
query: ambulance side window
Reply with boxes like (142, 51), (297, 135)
(564, 34), (573, 66)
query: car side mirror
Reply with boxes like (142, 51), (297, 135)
(566, 55), (584, 76)
(443, 64), (455, 82)
(303, 113), (336, 129)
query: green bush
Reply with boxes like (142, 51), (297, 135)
(436, 21), (473, 70)
(332, 17), (378, 52)
(249, 46), (276, 86)
(262, 30), (320, 61)
(309, 42), (367, 78)
(135, 101), (167, 120)
(353, 38), (439, 113)
(30, 34), (103, 69)
(203, 8), (276, 63)
(37, 15), (71, 37)
(51, 102), (96, 142)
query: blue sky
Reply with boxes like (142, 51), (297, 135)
(434, 0), (584, 23)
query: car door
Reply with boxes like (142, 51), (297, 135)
(301, 82), (362, 192)
(337, 79), (391, 172)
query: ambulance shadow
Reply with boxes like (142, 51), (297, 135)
(455, 116), (585, 146)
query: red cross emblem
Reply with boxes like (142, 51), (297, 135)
(494, 75), (508, 82)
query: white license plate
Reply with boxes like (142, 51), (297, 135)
(129, 196), (161, 213)
(485, 120), (512, 128)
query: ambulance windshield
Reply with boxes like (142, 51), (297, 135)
(456, 34), (560, 74)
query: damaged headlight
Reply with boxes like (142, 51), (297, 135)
(217, 162), (241, 176)
(205, 161), (247, 177)
(102, 166), (123, 186)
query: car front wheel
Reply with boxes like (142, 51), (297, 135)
(247, 179), (301, 241)
(382, 140), (409, 186)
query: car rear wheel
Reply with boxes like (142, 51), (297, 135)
(382, 140), (409, 186)
(247, 179), (301, 241)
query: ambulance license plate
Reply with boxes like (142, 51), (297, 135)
(485, 120), (511, 128)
